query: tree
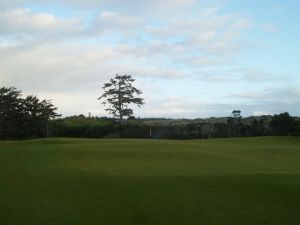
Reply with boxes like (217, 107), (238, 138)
(0, 87), (60, 139)
(227, 110), (242, 137)
(23, 95), (60, 137)
(98, 74), (144, 122)
(232, 110), (241, 118)
(270, 112), (296, 136)
(0, 87), (26, 139)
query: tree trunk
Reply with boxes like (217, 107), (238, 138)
(119, 115), (123, 124)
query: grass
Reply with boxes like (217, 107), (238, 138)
(0, 137), (300, 225)
(62, 118), (112, 127)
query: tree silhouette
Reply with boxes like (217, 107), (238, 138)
(99, 74), (144, 122)
(0, 87), (60, 139)
(270, 112), (296, 136)
(232, 110), (241, 118)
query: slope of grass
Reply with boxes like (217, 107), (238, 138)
(62, 118), (112, 127)
(0, 137), (299, 225)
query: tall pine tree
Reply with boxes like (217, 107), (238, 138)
(99, 75), (144, 122)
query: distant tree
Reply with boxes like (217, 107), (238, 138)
(227, 110), (242, 137)
(250, 118), (267, 136)
(78, 114), (85, 119)
(296, 120), (300, 136)
(270, 112), (296, 136)
(232, 110), (241, 118)
(36, 98), (60, 137)
(98, 74), (144, 122)
(25, 97), (60, 138)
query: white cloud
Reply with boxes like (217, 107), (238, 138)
(231, 18), (252, 29)
(92, 11), (144, 34)
(0, 8), (81, 35)
(189, 31), (216, 43)
(192, 68), (287, 83)
(233, 68), (284, 82)
(230, 87), (300, 103)
(0, 0), (297, 118)
(263, 23), (279, 32)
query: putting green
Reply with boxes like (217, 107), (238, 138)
(0, 137), (299, 225)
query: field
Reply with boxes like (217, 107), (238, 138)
(0, 137), (300, 225)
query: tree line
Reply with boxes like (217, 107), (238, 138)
(1, 74), (299, 140)
(46, 112), (300, 140)
(0, 87), (60, 139)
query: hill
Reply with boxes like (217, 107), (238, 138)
(48, 114), (300, 139)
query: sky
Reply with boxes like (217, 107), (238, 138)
(0, 0), (299, 118)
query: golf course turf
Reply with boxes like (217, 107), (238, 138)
(0, 137), (300, 225)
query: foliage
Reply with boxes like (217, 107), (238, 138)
(0, 87), (25, 139)
(270, 112), (297, 136)
(48, 114), (299, 139)
(232, 109), (241, 118)
(49, 118), (119, 138)
(0, 87), (60, 139)
(1, 86), (298, 140)
(98, 74), (144, 121)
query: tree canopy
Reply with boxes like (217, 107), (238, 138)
(0, 87), (60, 139)
(270, 112), (296, 136)
(98, 74), (144, 122)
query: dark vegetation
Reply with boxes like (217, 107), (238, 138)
(0, 87), (60, 139)
(48, 113), (300, 140)
(1, 85), (299, 140)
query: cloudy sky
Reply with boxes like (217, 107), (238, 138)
(0, 0), (299, 118)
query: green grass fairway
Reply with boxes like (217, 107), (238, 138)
(0, 137), (300, 225)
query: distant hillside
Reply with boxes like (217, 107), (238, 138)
(138, 115), (274, 126)
(47, 114), (300, 140)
